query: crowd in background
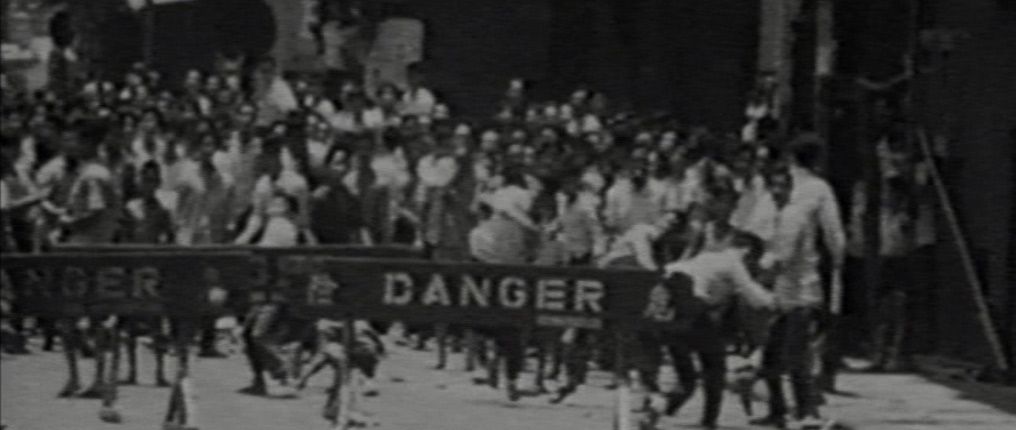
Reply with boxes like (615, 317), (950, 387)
(0, 52), (938, 379)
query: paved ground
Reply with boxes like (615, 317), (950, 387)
(3, 336), (1016, 430)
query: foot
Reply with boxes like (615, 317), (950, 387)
(698, 420), (718, 430)
(749, 415), (788, 429)
(791, 416), (828, 430)
(197, 349), (228, 359)
(664, 392), (688, 416)
(507, 382), (520, 402)
(57, 382), (81, 398)
(550, 385), (575, 404)
(155, 378), (172, 388)
(362, 379), (379, 397)
(639, 409), (661, 430)
(237, 384), (267, 396)
(77, 385), (104, 399)
(98, 406), (122, 423)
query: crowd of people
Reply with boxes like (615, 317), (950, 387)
(0, 53), (935, 430)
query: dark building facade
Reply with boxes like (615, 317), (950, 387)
(831, 0), (1016, 370)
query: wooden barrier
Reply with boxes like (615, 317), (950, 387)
(1, 252), (252, 317)
(2, 247), (687, 430)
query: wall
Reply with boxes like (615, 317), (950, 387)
(913, 0), (1016, 368)
(403, 0), (552, 117)
(405, 0), (758, 128)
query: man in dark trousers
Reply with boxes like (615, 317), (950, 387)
(640, 231), (775, 430)
(754, 154), (845, 429)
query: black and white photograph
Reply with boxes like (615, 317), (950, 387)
(1, 1), (1015, 429)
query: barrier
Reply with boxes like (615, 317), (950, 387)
(2, 247), (683, 430)
(2, 252), (252, 317)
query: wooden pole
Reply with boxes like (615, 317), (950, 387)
(612, 327), (630, 430)
(99, 320), (122, 424)
(915, 129), (1010, 372)
(333, 317), (358, 430)
(163, 320), (199, 430)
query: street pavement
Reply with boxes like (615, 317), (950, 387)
(2, 336), (1016, 430)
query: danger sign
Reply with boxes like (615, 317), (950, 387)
(288, 258), (659, 329)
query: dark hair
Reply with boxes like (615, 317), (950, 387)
(789, 135), (824, 170)
(502, 167), (527, 189)
(559, 182), (580, 205)
(476, 201), (494, 220)
(140, 107), (166, 128)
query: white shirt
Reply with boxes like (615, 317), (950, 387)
(400, 87), (437, 117)
(306, 139), (331, 170)
(730, 174), (778, 242)
(788, 165), (847, 265)
(766, 203), (820, 307)
(258, 216), (300, 247)
(665, 249), (774, 309)
(598, 223), (660, 270)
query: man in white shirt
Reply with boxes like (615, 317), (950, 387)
(754, 147), (844, 428)
(635, 232), (774, 430)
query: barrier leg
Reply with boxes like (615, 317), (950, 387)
(122, 333), (139, 385)
(99, 330), (123, 423)
(464, 329), (477, 372)
(57, 322), (81, 397)
(80, 326), (107, 399)
(331, 318), (358, 430)
(435, 323), (448, 370)
(163, 321), (198, 430)
(613, 328), (632, 430)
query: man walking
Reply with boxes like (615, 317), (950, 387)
(753, 140), (845, 429)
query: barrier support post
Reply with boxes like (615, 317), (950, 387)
(331, 317), (359, 430)
(99, 322), (123, 424)
(163, 319), (199, 430)
(613, 327), (631, 430)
